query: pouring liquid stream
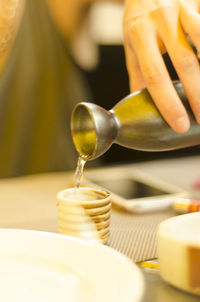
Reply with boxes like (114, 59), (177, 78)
(71, 156), (88, 202)
(71, 156), (101, 242)
(74, 156), (87, 190)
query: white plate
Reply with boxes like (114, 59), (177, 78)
(0, 229), (144, 302)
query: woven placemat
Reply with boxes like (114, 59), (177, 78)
(108, 206), (174, 263)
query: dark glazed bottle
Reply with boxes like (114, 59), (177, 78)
(71, 81), (200, 160)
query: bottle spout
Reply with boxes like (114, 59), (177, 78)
(71, 102), (118, 160)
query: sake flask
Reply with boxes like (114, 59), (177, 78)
(71, 81), (200, 160)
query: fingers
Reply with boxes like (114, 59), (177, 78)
(180, 1), (200, 54)
(124, 16), (190, 133)
(123, 0), (200, 133)
(153, 2), (200, 124)
(124, 43), (146, 91)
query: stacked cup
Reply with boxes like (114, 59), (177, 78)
(57, 187), (111, 244)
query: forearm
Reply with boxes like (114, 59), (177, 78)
(0, 0), (25, 71)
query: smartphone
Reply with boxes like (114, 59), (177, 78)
(84, 166), (189, 213)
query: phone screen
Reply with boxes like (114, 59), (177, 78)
(91, 178), (169, 199)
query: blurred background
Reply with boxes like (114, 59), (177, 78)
(74, 2), (200, 166)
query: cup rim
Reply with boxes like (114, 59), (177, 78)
(57, 187), (110, 206)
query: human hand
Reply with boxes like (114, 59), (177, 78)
(123, 0), (200, 133)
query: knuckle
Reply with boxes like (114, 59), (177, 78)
(127, 19), (143, 39)
(124, 16), (148, 42)
(189, 24), (200, 41)
(142, 64), (167, 85)
(174, 53), (196, 71)
(123, 20), (145, 51)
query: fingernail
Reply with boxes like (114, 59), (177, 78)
(174, 117), (190, 133)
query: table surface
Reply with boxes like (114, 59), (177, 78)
(0, 154), (200, 301)
(116, 155), (200, 302)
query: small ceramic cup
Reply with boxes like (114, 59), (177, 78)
(57, 187), (111, 244)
